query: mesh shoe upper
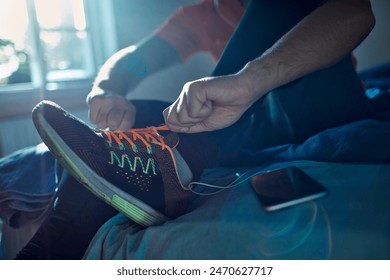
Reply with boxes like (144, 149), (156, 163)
(32, 100), (191, 220)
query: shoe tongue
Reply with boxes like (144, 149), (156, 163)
(133, 127), (179, 149)
(100, 128), (180, 151)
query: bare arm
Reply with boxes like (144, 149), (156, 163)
(87, 36), (180, 130)
(87, 0), (243, 131)
(241, 0), (375, 98)
(164, 0), (376, 133)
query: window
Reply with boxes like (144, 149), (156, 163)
(0, 0), (116, 91)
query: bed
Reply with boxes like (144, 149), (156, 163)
(83, 160), (390, 259)
(1, 117), (389, 259)
(80, 116), (390, 259)
(1, 65), (390, 260)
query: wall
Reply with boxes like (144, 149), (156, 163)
(0, 108), (90, 157)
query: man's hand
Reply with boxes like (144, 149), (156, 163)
(163, 74), (259, 133)
(162, 0), (376, 135)
(87, 93), (136, 131)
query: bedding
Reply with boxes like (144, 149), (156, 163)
(83, 118), (390, 259)
(1, 117), (390, 259)
(1, 76), (390, 258)
(0, 143), (55, 228)
(83, 160), (390, 259)
(1, 118), (390, 259)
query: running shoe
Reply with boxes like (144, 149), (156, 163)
(32, 100), (192, 226)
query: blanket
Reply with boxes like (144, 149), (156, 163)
(82, 119), (390, 259)
(83, 160), (390, 259)
(1, 119), (390, 228)
(0, 120), (389, 260)
(0, 143), (56, 227)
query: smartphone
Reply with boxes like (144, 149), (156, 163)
(249, 166), (328, 211)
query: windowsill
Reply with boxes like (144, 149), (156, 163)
(0, 80), (93, 120)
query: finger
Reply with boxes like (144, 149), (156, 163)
(176, 81), (214, 125)
(96, 119), (108, 130)
(94, 103), (113, 129)
(88, 99), (103, 124)
(89, 96), (112, 124)
(107, 109), (125, 130)
(184, 123), (214, 133)
(185, 84), (209, 119)
(163, 100), (181, 126)
(181, 123), (211, 133)
(164, 106), (200, 133)
(175, 94), (205, 125)
(164, 99), (216, 133)
(94, 101), (114, 128)
(187, 93), (213, 119)
(168, 121), (212, 134)
(162, 106), (169, 123)
(165, 102), (196, 128)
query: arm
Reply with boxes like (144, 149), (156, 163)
(88, 0), (244, 131)
(88, 36), (181, 100)
(242, 0), (375, 98)
(87, 36), (180, 130)
(164, 0), (375, 133)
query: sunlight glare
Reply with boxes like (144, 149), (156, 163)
(72, 0), (86, 31)
(34, 0), (86, 30)
(34, 0), (62, 29)
(0, 0), (29, 49)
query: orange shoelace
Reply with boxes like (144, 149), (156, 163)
(103, 125), (170, 152)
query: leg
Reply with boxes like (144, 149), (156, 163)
(207, 0), (373, 156)
(15, 169), (118, 259)
(250, 56), (374, 148)
(130, 0), (373, 168)
(15, 101), (171, 260)
(175, 0), (323, 165)
(213, 0), (320, 76)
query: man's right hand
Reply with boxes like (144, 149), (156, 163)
(87, 93), (136, 131)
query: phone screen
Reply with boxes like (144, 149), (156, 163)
(250, 166), (328, 211)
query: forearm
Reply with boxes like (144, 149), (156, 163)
(92, 35), (180, 97)
(136, 35), (181, 76)
(240, 0), (375, 99)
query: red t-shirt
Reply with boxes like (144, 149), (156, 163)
(155, 0), (245, 62)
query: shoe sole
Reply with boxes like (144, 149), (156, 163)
(34, 110), (169, 227)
